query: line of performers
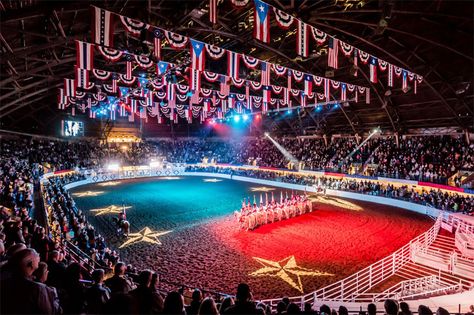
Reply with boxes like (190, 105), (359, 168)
(234, 191), (313, 231)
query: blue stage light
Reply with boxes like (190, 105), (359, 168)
(243, 114), (249, 121)
(315, 106), (322, 112)
(334, 103), (339, 109)
(234, 115), (241, 123)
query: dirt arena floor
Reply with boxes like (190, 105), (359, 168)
(71, 177), (433, 299)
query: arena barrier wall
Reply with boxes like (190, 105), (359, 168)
(55, 168), (444, 218)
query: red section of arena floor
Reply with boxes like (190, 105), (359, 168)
(119, 196), (433, 299)
(206, 197), (433, 298)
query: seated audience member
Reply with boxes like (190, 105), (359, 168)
(222, 283), (257, 314)
(61, 262), (86, 314)
(129, 269), (162, 315)
(33, 261), (62, 314)
(385, 300), (399, 315)
(150, 272), (165, 313)
(287, 302), (301, 314)
(276, 301), (287, 315)
(198, 297), (219, 315)
(418, 305), (434, 315)
(186, 289), (203, 315)
(320, 304), (332, 315)
(219, 296), (235, 314)
(303, 303), (316, 315)
(399, 302), (412, 315)
(105, 262), (134, 295)
(1, 248), (54, 314)
(47, 250), (66, 289)
(163, 291), (186, 315)
(86, 269), (111, 315)
(339, 306), (349, 315)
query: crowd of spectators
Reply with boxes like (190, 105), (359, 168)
(1, 134), (474, 314)
(3, 134), (472, 186)
(185, 166), (473, 214)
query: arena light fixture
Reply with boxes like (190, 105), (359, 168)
(243, 114), (249, 121)
(264, 132), (269, 137)
(233, 115), (241, 123)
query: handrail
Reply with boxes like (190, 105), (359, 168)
(261, 216), (443, 305)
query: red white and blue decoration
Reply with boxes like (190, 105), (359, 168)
(190, 39), (206, 71)
(76, 41), (94, 70)
(253, 0), (270, 43)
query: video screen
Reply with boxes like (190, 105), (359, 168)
(62, 120), (84, 137)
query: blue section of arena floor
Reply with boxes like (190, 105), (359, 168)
(70, 176), (285, 231)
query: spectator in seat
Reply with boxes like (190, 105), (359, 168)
(198, 297), (219, 315)
(86, 268), (110, 315)
(219, 296), (235, 314)
(33, 261), (62, 315)
(129, 269), (162, 315)
(187, 289), (203, 315)
(384, 300), (399, 315)
(150, 272), (164, 313)
(163, 291), (186, 315)
(61, 262), (86, 315)
(339, 306), (349, 315)
(275, 301), (287, 315)
(287, 302), (301, 314)
(367, 303), (377, 315)
(320, 305), (331, 315)
(47, 250), (66, 289)
(1, 248), (54, 314)
(105, 261), (134, 295)
(399, 302), (412, 315)
(418, 305), (433, 315)
(222, 283), (257, 314)
(303, 303), (315, 315)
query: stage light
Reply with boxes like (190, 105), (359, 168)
(287, 109), (292, 114)
(264, 132), (269, 137)
(234, 115), (241, 123)
(243, 114), (249, 121)
(333, 103), (339, 109)
(315, 106), (322, 112)
(256, 114), (261, 120)
(209, 119), (216, 125)
(140, 73), (146, 78)
(106, 163), (120, 171)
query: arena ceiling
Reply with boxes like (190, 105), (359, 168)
(0, 0), (473, 136)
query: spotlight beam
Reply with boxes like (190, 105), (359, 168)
(264, 133), (299, 166)
(344, 127), (381, 162)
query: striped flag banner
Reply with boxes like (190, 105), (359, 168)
(297, 20), (309, 57)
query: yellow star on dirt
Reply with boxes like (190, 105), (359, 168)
(203, 178), (222, 182)
(249, 256), (333, 293)
(90, 205), (132, 216)
(119, 227), (172, 248)
(73, 191), (105, 197)
(249, 186), (275, 192)
(98, 181), (120, 186)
